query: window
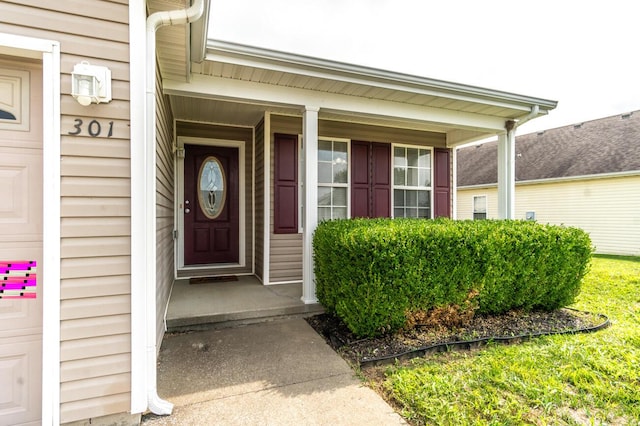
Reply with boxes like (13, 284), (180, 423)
(473, 195), (487, 220)
(393, 146), (432, 218)
(318, 139), (349, 221)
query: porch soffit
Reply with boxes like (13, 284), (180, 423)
(155, 29), (557, 143)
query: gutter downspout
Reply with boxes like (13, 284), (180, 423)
(145, 0), (204, 415)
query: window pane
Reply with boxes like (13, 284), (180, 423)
(333, 162), (348, 183)
(333, 207), (348, 219)
(334, 141), (347, 158)
(473, 196), (487, 213)
(394, 189), (405, 206)
(318, 162), (332, 183)
(332, 187), (347, 206)
(418, 208), (430, 218)
(318, 140), (332, 161)
(419, 151), (430, 167)
(418, 190), (430, 208)
(406, 190), (417, 207)
(394, 147), (406, 167)
(407, 168), (419, 187)
(318, 207), (332, 221)
(419, 168), (430, 187)
(394, 208), (404, 218)
(318, 187), (331, 206)
(406, 207), (418, 218)
(394, 167), (406, 186)
(407, 148), (419, 167)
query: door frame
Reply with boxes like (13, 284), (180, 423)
(0, 33), (61, 426)
(176, 136), (246, 271)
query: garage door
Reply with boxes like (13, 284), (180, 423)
(0, 59), (43, 426)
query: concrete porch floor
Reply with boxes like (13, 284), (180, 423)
(165, 276), (324, 331)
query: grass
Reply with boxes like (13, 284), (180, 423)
(377, 255), (640, 425)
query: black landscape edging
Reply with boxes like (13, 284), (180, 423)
(356, 309), (610, 368)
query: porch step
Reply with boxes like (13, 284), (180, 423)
(166, 303), (324, 332)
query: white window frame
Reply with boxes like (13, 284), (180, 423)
(391, 144), (434, 219)
(317, 137), (351, 221)
(473, 195), (488, 220)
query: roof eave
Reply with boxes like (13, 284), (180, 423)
(205, 39), (558, 113)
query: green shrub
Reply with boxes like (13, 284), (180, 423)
(313, 218), (592, 338)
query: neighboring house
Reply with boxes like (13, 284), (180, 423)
(457, 111), (640, 256)
(0, 1), (556, 425)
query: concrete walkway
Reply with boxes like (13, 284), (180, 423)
(142, 318), (406, 425)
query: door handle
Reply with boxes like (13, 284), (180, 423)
(185, 208), (190, 214)
(185, 199), (190, 214)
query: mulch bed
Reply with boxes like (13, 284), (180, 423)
(306, 308), (609, 367)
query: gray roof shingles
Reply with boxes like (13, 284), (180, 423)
(457, 110), (640, 186)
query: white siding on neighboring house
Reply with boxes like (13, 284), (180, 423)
(0, 0), (133, 423)
(457, 174), (640, 256)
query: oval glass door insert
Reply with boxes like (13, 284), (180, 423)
(197, 156), (226, 219)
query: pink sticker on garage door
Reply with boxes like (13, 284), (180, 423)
(0, 260), (36, 298)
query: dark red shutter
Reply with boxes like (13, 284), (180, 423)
(434, 148), (451, 218)
(350, 141), (391, 218)
(351, 141), (370, 218)
(371, 143), (391, 218)
(274, 134), (298, 233)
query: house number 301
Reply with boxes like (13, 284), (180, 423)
(68, 119), (114, 138)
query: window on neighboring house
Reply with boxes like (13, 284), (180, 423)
(393, 146), (432, 218)
(318, 138), (349, 221)
(473, 195), (487, 220)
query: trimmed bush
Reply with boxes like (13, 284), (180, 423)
(313, 218), (592, 338)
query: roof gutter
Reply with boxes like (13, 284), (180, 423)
(144, 0), (204, 416)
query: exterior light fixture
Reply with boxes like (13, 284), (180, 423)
(71, 61), (112, 106)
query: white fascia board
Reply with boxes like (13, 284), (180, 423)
(458, 169), (640, 190)
(164, 74), (507, 132)
(206, 40), (558, 112)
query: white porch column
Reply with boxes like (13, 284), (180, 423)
(302, 106), (319, 304)
(497, 120), (516, 219)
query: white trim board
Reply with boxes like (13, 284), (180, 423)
(0, 32), (61, 426)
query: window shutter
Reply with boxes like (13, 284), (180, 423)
(350, 141), (370, 218)
(274, 134), (298, 233)
(371, 143), (391, 218)
(351, 141), (390, 218)
(434, 148), (451, 218)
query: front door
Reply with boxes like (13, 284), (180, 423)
(0, 60), (43, 426)
(184, 144), (239, 265)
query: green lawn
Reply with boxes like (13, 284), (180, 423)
(380, 255), (640, 425)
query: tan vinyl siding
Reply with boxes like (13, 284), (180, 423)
(457, 175), (640, 256)
(155, 66), (175, 348)
(0, 1), (133, 422)
(268, 115), (447, 282)
(176, 121), (255, 275)
(255, 118), (265, 280)
(269, 116), (303, 282)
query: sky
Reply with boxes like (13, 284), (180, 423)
(208, 0), (640, 136)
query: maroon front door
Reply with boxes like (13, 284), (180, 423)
(184, 144), (239, 265)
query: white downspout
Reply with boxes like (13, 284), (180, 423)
(144, 0), (204, 415)
(515, 104), (540, 127)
